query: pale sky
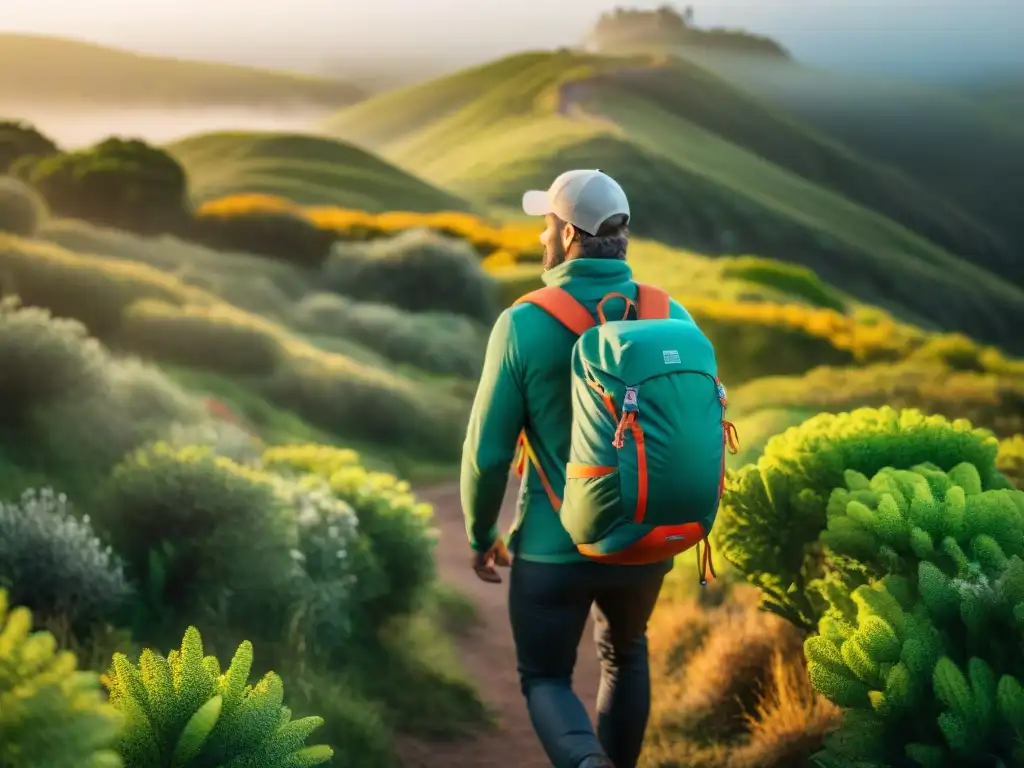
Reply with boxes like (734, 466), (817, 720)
(1, 0), (1022, 80)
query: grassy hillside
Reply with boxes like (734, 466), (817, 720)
(0, 33), (365, 107)
(960, 78), (1024, 121)
(4, 50), (1024, 763)
(167, 130), (470, 210)
(585, 64), (1010, 275)
(673, 50), (1024, 256)
(322, 50), (1024, 350)
(4, 177), (1024, 766)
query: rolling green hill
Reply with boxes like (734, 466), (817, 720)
(322, 50), (1024, 351)
(576, 63), (1010, 276)
(668, 50), (1024, 257)
(167, 130), (470, 211)
(960, 78), (1024, 122)
(0, 34), (365, 107)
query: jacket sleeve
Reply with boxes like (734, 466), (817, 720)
(460, 308), (527, 552)
(669, 297), (694, 323)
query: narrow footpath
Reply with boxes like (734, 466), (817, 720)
(397, 482), (601, 768)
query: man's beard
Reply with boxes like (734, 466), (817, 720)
(542, 239), (567, 271)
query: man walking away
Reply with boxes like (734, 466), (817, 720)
(461, 170), (735, 767)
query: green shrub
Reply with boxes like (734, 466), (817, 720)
(104, 625), (333, 768)
(0, 488), (132, 631)
(15, 138), (191, 235)
(322, 229), (499, 323)
(283, 476), (381, 660)
(0, 299), (204, 486)
(103, 357), (206, 429)
(120, 299), (281, 376)
(907, 333), (990, 372)
(0, 446), (48, 500)
(0, 175), (46, 235)
(0, 297), (106, 424)
(0, 588), (124, 768)
(262, 445), (437, 630)
(717, 407), (1008, 629)
(189, 208), (336, 268)
(803, 463), (1024, 766)
(997, 435), (1024, 489)
(697, 313), (853, 383)
(286, 681), (395, 768)
(731, 359), (1024, 439)
(36, 218), (312, 318)
(0, 233), (194, 339)
(166, 420), (265, 466)
(291, 292), (487, 378)
(721, 256), (846, 312)
(27, 355), (206, 489)
(0, 119), (59, 173)
(95, 444), (301, 638)
(264, 354), (468, 461)
(0, 232), (468, 461)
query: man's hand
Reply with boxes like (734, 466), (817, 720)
(472, 538), (512, 583)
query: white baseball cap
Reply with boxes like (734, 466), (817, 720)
(521, 169), (630, 236)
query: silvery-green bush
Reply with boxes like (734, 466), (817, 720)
(285, 476), (380, 660)
(0, 488), (132, 630)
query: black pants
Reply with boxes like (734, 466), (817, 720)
(508, 558), (669, 768)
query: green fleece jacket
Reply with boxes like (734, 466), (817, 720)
(460, 258), (694, 564)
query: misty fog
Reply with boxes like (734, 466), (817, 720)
(3, 0), (1022, 86)
(8, 103), (334, 148)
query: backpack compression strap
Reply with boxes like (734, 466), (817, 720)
(509, 282), (672, 511)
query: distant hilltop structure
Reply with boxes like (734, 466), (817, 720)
(583, 5), (790, 60)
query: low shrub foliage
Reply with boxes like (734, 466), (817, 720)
(104, 626), (333, 768)
(95, 444), (301, 640)
(0, 175), (47, 236)
(322, 228), (500, 324)
(719, 406), (1024, 766)
(0, 589), (124, 768)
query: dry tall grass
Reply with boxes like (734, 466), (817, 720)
(641, 585), (841, 768)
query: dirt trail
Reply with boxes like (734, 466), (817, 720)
(396, 482), (601, 768)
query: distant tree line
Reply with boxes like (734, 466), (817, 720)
(0, 120), (343, 266)
(584, 5), (789, 59)
(2, 120), (191, 236)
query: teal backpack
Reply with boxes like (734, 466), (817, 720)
(512, 282), (738, 582)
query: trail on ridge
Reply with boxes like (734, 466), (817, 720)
(396, 481), (601, 768)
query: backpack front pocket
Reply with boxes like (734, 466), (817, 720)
(560, 464), (622, 545)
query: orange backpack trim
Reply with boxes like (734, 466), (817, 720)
(513, 286), (595, 336)
(577, 521), (708, 565)
(637, 283), (670, 320)
(514, 432), (562, 512)
(566, 463), (616, 479)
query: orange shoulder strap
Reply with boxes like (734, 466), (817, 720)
(514, 286), (595, 336)
(636, 283), (670, 320)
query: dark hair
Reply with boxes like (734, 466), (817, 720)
(576, 213), (629, 260)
